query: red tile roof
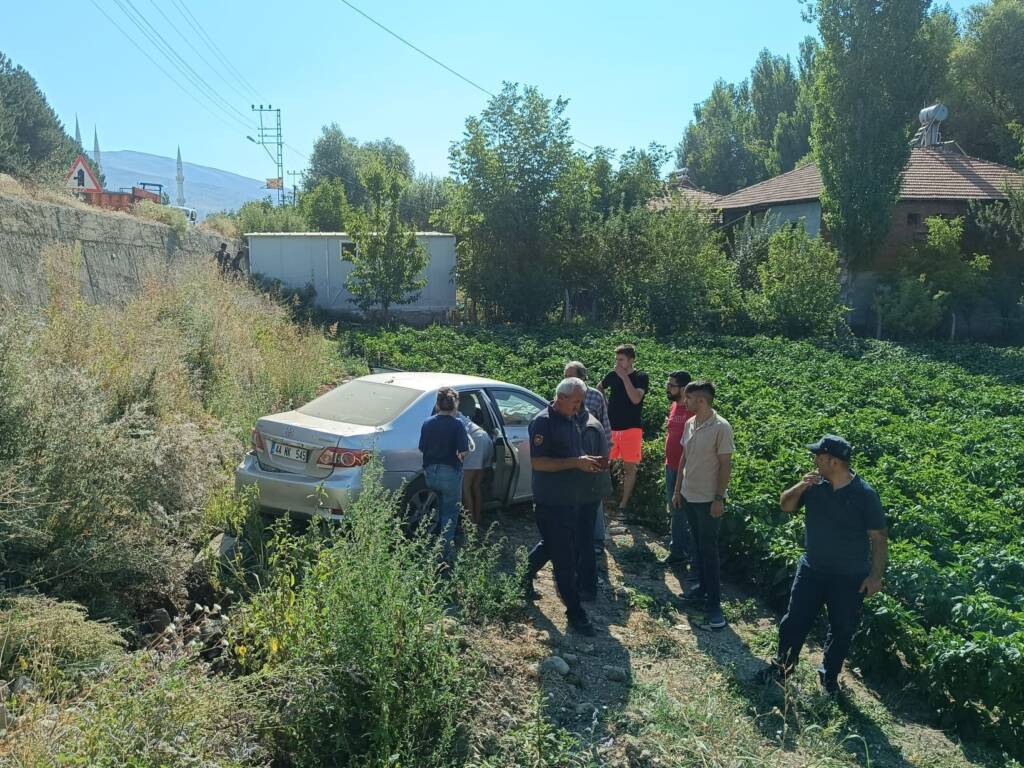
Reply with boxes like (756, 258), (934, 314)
(715, 147), (1024, 211)
(649, 186), (720, 211)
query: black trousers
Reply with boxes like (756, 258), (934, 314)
(777, 559), (866, 682)
(575, 502), (598, 595)
(685, 499), (722, 616)
(527, 504), (588, 622)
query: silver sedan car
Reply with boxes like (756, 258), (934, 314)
(235, 372), (549, 523)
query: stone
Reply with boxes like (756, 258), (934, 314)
(602, 665), (628, 682)
(539, 655), (570, 676)
(145, 608), (173, 634)
(11, 676), (33, 695)
(562, 653), (579, 665)
(574, 702), (593, 716)
(608, 525), (627, 535)
(194, 533), (238, 565)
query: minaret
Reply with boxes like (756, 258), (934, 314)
(74, 115), (82, 148)
(92, 126), (103, 176)
(175, 145), (185, 206)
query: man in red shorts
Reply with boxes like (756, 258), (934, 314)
(599, 344), (649, 523)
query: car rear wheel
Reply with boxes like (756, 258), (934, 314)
(402, 478), (439, 536)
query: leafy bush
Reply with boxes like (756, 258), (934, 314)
(5, 653), (270, 767)
(235, 197), (307, 234)
(229, 467), (494, 767)
(0, 595), (125, 696)
(133, 199), (188, 239)
(746, 223), (846, 337)
(875, 273), (947, 339)
(353, 324), (1024, 756)
(200, 210), (239, 239)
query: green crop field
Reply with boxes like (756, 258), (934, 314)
(352, 325), (1024, 754)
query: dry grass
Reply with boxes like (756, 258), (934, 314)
(199, 212), (239, 239)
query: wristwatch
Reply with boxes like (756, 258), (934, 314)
(713, 493), (726, 502)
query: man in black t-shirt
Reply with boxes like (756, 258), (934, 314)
(598, 344), (649, 523)
(759, 435), (889, 695)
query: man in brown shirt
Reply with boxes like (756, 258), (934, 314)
(672, 381), (734, 629)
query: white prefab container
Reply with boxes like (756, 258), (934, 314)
(246, 232), (456, 317)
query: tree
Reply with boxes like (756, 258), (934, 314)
(300, 177), (347, 232)
(399, 174), (450, 230)
(344, 157), (427, 322)
(750, 49), (799, 150)
(305, 124), (363, 204)
(810, 0), (930, 279)
(913, 216), (991, 339)
(440, 83), (577, 321)
(612, 143), (669, 211)
(747, 223), (846, 337)
(770, 37), (819, 174)
(0, 52), (78, 181)
(305, 125), (414, 211)
(618, 205), (739, 334)
(947, 0), (1024, 166)
(676, 80), (762, 194)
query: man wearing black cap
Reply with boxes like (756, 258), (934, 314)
(760, 435), (888, 695)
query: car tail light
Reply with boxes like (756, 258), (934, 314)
(250, 428), (265, 452)
(317, 448), (372, 469)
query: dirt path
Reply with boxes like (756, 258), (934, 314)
(467, 505), (1008, 768)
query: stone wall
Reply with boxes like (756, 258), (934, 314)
(0, 192), (241, 307)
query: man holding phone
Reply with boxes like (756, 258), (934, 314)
(760, 435), (889, 695)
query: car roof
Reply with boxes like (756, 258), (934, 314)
(358, 371), (508, 391)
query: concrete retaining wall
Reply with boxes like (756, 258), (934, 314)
(0, 192), (240, 307)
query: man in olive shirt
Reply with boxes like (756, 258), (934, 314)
(760, 435), (888, 695)
(671, 381), (734, 630)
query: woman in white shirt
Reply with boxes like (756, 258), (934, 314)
(458, 395), (493, 527)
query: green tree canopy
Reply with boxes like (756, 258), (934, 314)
(947, 0), (1024, 166)
(305, 124), (414, 210)
(344, 158), (427, 322)
(0, 51), (78, 181)
(676, 80), (761, 194)
(300, 177), (347, 232)
(810, 0), (929, 271)
(440, 82), (577, 321)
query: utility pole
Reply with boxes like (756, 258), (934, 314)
(249, 105), (284, 204)
(287, 170), (303, 206)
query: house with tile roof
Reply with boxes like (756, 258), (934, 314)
(714, 145), (1023, 331)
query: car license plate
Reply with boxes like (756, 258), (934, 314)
(270, 441), (308, 463)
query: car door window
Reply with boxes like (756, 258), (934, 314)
(490, 390), (545, 428)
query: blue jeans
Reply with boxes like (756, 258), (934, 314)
(665, 466), (692, 561)
(777, 559), (866, 682)
(424, 464), (463, 562)
(685, 499), (722, 618)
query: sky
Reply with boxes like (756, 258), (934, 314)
(7, 0), (977, 183)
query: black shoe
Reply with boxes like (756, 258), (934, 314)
(817, 667), (840, 696)
(579, 590), (597, 603)
(756, 661), (791, 686)
(568, 617), (596, 636)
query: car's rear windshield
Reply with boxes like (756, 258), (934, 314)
(298, 380), (423, 426)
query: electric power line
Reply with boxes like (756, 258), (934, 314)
(145, 0), (254, 105)
(334, 0), (595, 152)
(112, 0), (255, 130)
(86, 0), (241, 134)
(169, 0), (263, 100)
